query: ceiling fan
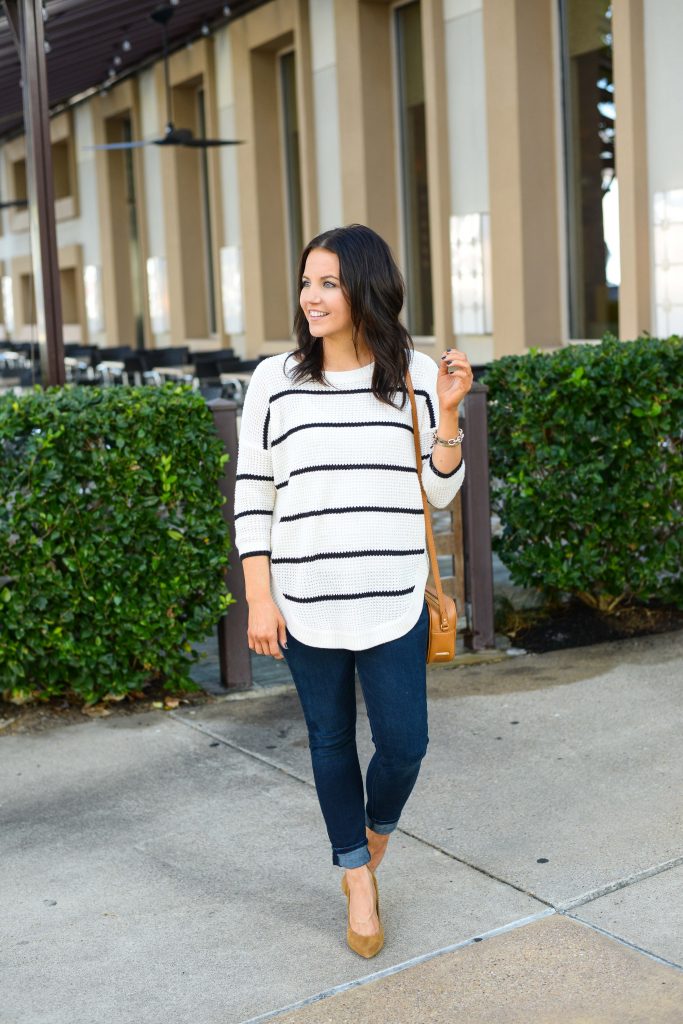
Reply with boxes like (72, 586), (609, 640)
(86, 4), (245, 151)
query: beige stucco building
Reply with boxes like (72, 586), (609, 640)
(0, 0), (681, 366)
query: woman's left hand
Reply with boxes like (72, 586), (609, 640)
(437, 348), (474, 412)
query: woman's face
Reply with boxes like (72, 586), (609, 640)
(300, 248), (353, 342)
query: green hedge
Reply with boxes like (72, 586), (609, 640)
(482, 335), (683, 612)
(0, 384), (234, 703)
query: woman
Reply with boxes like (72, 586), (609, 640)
(233, 224), (472, 958)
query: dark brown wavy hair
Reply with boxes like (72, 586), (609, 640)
(284, 223), (414, 410)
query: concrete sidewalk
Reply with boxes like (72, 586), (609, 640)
(1, 630), (682, 1023)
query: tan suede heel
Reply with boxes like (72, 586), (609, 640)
(341, 867), (384, 958)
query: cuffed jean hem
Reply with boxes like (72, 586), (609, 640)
(333, 842), (371, 869)
(365, 810), (400, 835)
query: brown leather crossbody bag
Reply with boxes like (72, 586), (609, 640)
(405, 369), (458, 663)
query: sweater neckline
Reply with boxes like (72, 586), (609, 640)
(322, 361), (375, 379)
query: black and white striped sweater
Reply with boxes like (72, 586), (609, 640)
(233, 349), (465, 649)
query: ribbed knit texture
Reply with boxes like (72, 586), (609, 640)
(233, 349), (465, 649)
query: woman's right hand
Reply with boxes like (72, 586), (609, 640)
(247, 598), (288, 660)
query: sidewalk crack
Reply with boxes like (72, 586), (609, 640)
(562, 914), (683, 972)
(554, 854), (683, 913)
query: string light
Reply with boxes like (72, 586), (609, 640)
(223, 4), (231, 14)
(43, 39), (51, 54)
(113, 55), (122, 67)
(122, 39), (132, 52)
(201, 22), (210, 36)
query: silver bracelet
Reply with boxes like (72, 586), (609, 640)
(433, 426), (464, 447)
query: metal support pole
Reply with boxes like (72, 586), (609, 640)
(208, 398), (253, 692)
(4, 0), (65, 386)
(461, 382), (496, 649)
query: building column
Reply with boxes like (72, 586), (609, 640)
(482, 0), (563, 356)
(421, 0), (455, 349)
(294, 0), (318, 243)
(308, 0), (342, 232)
(334, 0), (399, 250)
(613, 0), (651, 339)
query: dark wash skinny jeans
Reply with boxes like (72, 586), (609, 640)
(278, 599), (430, 868)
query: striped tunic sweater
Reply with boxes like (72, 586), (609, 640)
(233, 349), (465, 649)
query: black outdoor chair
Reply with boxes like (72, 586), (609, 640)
(19, 366), (42, 386)
(193, 359), (223, 383)
(64, 343), (97, 357)
(122, 353), (154, 386)
(93, 346), (135, 385)
(193, 348), (235, 363)
(64, 350), (98, 383)
(3, 342), (38, 367)
(64, 345), (94, 360)
(472, 363), (492, 382)
(95, 345), (135, 363)
(194, 353), (244, 383)
(149, 346), (190, 368)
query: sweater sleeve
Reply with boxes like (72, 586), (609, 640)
(417, 357), (466, 510)
(233, 360), (276, 561)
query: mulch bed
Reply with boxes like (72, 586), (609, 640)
(0, 679), (213, 737)
(508, 598), (683, 654)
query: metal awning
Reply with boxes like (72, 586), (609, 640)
(1, 0), (267, 386)
(0, 0), (266, 143)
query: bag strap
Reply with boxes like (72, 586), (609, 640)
(405, 368), (450, 629)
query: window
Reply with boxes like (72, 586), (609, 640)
(279, 49), (304, 320)
(560, 0), (619, 338)
(52, 140), (72, 200)
(13, 157), (27, 201)
(14, 245), (85, 339)
(6, 111), (78, 230)
(20, 272), (34, 327)
(395, 0), (433, 337)
(59, 267), (78, 324)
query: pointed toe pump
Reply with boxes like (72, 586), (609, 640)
(341, 867), (384, 958)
